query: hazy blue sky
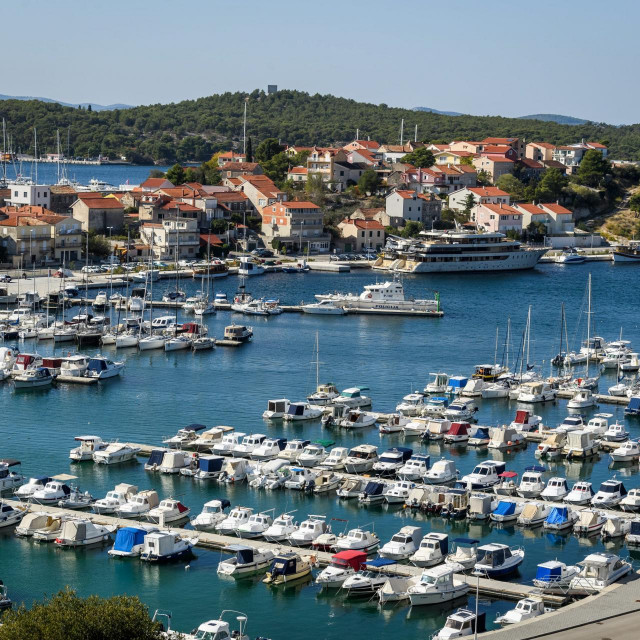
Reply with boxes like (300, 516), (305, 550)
(4, 0), (638, 124)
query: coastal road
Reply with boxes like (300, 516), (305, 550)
(552, 611), (640, 640)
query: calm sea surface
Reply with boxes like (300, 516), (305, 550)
(1, 197), (640, 637)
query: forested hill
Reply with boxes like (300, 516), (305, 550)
(1, 89), (638, 163)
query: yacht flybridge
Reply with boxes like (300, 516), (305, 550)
(374, 230), (546, 273)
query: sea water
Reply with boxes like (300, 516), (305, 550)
(0, 261), (639, 638)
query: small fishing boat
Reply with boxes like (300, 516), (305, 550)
(54, 519), (114, 547)
(108, 526), (156, 558)
(357, 481), (387, 505)
(282, 402), (323, 422)
(190, 499), (231, 531)
(262, 399), (290, 420)
(373, 447), (413, 476)
(13, 366), (53, 389)
(263, 552), (312, 585)
(334, 526), (380, 553)
(495, 598), (548, 626)
(443, 422), (471, 444)
(409, 532), (448, 568)
(216, 507), (253, 536)
(140, 531), (195, 563)
(433, 609), (486, 640)
(116, 490), (160, 519)
(0, 501), (25, 528)
(316, 550), (367, 588)
(341, 559), (396, 597)
(467, 494), (497, 522)
(533, 560), (580, 590)
(289, 514), (330, 547)
(93, 442), (140, 465)
(263, 511), (298, 542)
(85, 356), (124, 379)
(445, 538), (479, 571)
(379, 526), (422, 561)
(397, 454), (430, 481)
(493, 471), (518, 496)
(93, 483), (138, 515)
(601, 515), (631, 540)
(236, 510), (274, 539)
(517, 466), (546, 498)
(407, 564), (469, 606)
(610, 439), (640, 463)
(473, 543), (524, 578)
(543, 506), (578, 532)
(146, 498), (190, 524)
(423, 458), (458, 485)
(603, 422), (630, 442)
(460, 460), (506, 490)
(620, 488), (640, 512)
(516, 501), (551, 527)
(217, 545), (275, 576)
(565, 481), (595, 506)
(0, 459), (25, 493)
(468, 427), (491, 447)
(69, 436), (107, 462)
(342, 444), (378, 474)
(540, 477), (570, 502)
(490, 500), (523, 524)
(318, 446), (349, 471)
(592, 478), (627, 508)
(336, 477), (366, 499)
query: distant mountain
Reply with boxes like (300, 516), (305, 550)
(414, 106), (465, 117)
(0, 94), (132, 111)
(518, 113), (589, 125)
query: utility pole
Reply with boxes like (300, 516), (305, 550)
(400, 119), (404, 146)
(414, 124), (418, 142)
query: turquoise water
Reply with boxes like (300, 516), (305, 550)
(1, 262), (640, 638)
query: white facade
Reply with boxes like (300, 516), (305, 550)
(7, 183), (51, 208)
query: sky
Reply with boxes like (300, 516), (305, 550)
(3, 0), (639, 125)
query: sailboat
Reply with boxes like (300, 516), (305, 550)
(139, 232), (166, 351)
(165, 217), (191, 351)
(194, 243), (216, 317)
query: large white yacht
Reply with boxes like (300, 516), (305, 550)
(373, 230), (546, 273)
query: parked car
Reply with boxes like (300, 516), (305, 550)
(252, 249), (274, 258)
(81, 265), (100, 274)
(0, 274), (12, 282)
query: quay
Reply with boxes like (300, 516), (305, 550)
(2, 499), (568, 605)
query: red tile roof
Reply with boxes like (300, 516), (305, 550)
(479, 203), (521, 216)
(467, 187), (509, 197)
(518, 158), (544, 169)
(482, 137), (518, 144)
(200, 233), (223, 245)
(281, 201), (319, 210)
(288, 167), (308, 174)
(223, 162), (261, 172)
(76, 198), (125, 209)
(0, 215), (49, 227)
(141, 178), (174, 188)
(341, 218), (385, 230)
(352, 140), (380, 150)
(529, 141), (556, 150)
(484, 155), (514, 163)
(214, 192), (249, 203)
(541, 203), (572, 215)
(587, 142), (607, 149)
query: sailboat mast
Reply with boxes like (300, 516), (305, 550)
(526, 306), (531, 369)
(506, 317), (511, 372)
(586, 273), (591, 379)
(316, 332), (320, 389)
(493, 327), (499, 368)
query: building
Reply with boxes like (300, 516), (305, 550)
(481, 137), (525, 158)
(472, 202), (523, 234)
(217, 151), (247, 166)
(139, 218), (200, 260)
(552, 141), (608, 174)
(71, 197), (125, 232)
(515, 158), (545, 181)
(350, 207), (393, 226)
(448, 140), (484, 154)
(377, 143), (423, 164)
(6, 183), (51, 208)
(49, 185), (78, 214)
(287, 166), (308, 184)
(261, 201), (330, 253)
(433, 150), (474, 165)
(306, 147), (349, 190)
(448, 186), (511, 212)
(139, 177), (175, 192)
(219, 162), (263, 180)
(514, 202), (575, 235)
(337, 218), (385, 252)
(472, 155), (515, 183)
(343, 139), (380, 153)
(346, 149), (381, 167)
(212, 191), (255, 219)
(235, 175), (285, 212)
(385, 190), (442, 227)
(526, 142), (556, 163)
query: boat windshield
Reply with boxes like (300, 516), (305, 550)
(204, 505), (220, 514)
(445, 619), (465, 630)
(473, 466), (489, 475)
(194, 630), (230, 640)
(600, 485), (618, 493)
(420, 574), (438, 585)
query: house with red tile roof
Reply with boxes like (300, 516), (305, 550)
(71, 196), (125, 232)
(515, 158), (545, 180)
(526, 142), (556, 162)
(472, 155), (515, 183)
(219, 162), (263, 180)
(433, 150), (475, 165)
(261, 201), (330, 253)
(448, 186), (511, 212)
(346, 148), (381, 167)
(481, 137), (525, 158)
(472, 202), (522, 233)
(514, 202), (574, 235)
(385, 189), (442, 227)
(343, 139), (380, 153)
(337, 217), (385, 251)
(217, 151), (247, 166)
(287, 166), (308, 184)
(234, 175), (285, 213)
(140, 177), (175, 191)
(284, 145), (315, 157)
(140, 217), (200, 260)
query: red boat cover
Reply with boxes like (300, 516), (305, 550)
(514, 410), (529, 424)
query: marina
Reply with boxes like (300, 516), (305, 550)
(3, 262), (640, 638)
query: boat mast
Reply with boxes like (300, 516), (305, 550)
(1, 118), (6, 186)
(493, 326), (499, 369)
(526, 305), (531, 371)
(174, 214), (180, 336)
(586, 273), (591, 379)
(505, 317), (511, 372)
(148, 231), (154, 328)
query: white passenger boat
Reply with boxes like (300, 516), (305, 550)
(495, 597), (548, 626)
(146, 498), (190, 524)
(85, 356), (124, 379)
(379, 526), (422, 561)
(533, 560), (580, 589)
(93, 442), (139, 464)
(217, 545), (274, 576)
(569, 553), (632, 591)
(262, 399), (290, 420)
(69, 436), (107, 461)
(116, 490), (160, 519)
(282, 402), (323, 422)
(93, 484), (138, 514)
(54, 519), (114, 547)
(565, 481), (595, 505)
(263, 511), (298, 542)
(316, 550), (367, 588)
(301, 299), (346, 315)
(409, 532), (448, 567)
(334, 527), (380, 553)
(433, 608), (486, 639)
(407, 564), (468, 606)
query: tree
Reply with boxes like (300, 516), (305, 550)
(165, 163), (185, 185)
(255, 138), (282, 163)
(271, 238), (282, 252)
(401, 220), (424, 238)
(462, 193), (476, 215)
(358, 169), (380, 194)
(0, 589), (162, 640)
(525, 221), (547, 243)
(305, 173), (326, 206)
(577, 149), (610, 187)
(88, 232), (112, 259)
(246, 136), (253, 162)
(496, 174), (525, 200)
(148, 169), (164, 179)
(476, 170), (492, 186)
(535, 168), (568, 202)
(87, 104), (92, 112)
(629, 192), (640, 217)
(401, 148), (435, 168)
(210, 219), (229, 234)
(262, 152), (292, 186)
(460, 155), (474, 166)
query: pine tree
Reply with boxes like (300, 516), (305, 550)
(246, 137), (253, 162)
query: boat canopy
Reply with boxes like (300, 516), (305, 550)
(514, 410), (531, 424)
(333, 550), (367, 570)
(362, 481), (385, 495)
(626, 397), (640, 412)
(524, 465), (546, 473)
(545, 507), (569, 524)
(410, 454), (430, 464)
(452, 538), (479, 546)
(87, 359), (107, 373)
(520, 503), (541, 519)
(315, 440), (335, 448)
(498, 471), (518, 479)
(287, 404), (306, 416)
(226, 544), (256, 564)
(426, 533), (449, 554)
(0, 458), (20, 467)
(448, 378), (468, 389)
(476, 545), (508, 567)
(365, 557), (397, 568)
(493, 501), (517, 516)
(629, 521), (640, 535)
(113, 527), (147, 553)
(535, 561), (563, 583)
(473, 428), (490, 439)
(448, 423), (469, 436)
(269, 553), (302, 576)
(183, 424), (206, 432)
(147, 450), (166, 466)
(199, 456), (224, 473)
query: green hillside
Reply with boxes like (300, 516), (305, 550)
(0, 89), (637, 164)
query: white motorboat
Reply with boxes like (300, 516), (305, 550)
(540, 477), (569, 502)
(262, 398), (290, 420)
(434, 608), (486, 640)
(298, 442), (331, 467)
(444, 399), (477, 421)
(334, 527), (380, 553)
(263, 512), (298, 542)
(313, 470), (340, 494)
(163, 424), (207, 449)
(213, 432), (247, 457)
(14, 475), (52, 500)
(467, 494), (498, 521)
(336, 409), (377, 429)
(379, 525), (422, 560)
(626, 520), (640, 545)
(54, 519), (114, 547)
(216, 507), (253, 536)
(93, 442), (139, 464)
(60, 355), (91, 377)
(236, 510), (274, 539)
(409, 533), (448, 568)
(487, 426), (525, 450)
(316, 550), (367, 588)
(30, 477), (75, 505)
(358, 481), (387, 505)
(592, 478), (627, 508)
(307, 382), (340, 406)
(108, 526), (157, 557)
(0, 459), (25, 493)
(217, 545), (275, 576)
(93, 483), (138, 514)
(407, 564), (469, 606)
(601, 516), (631, 540)
(343, 444), (378, 474)
(585, 413), (611, 436)
(250, 437), (287, 461)
(219, 457), (251, 484)
(533, 560), (580, 590)
(223, 324), (253, 342)
(620, 488), (640, 512)
(318, 446), (349, 470)
(140, 531), (195, 563)
(301, 298), (346, 314)
(517, 381), (557, 403)
(495, 598), (548, 626)
(603, 422), (630, 442)
(445, 538), (479, 571)
(556, 415), (586, 433)
(69, 435), (107, 461)
(164, 335), (192, 351)
(423, 458), (458, 485)
(379, 413), (410, 434)
(422, 396), (450, 416)
(396, 393), (425, 416)
(190, 427), (228, 452)
(146, 498), (190, 524)
(282, 402), (323, 422)
(535, 432), (566, 460)
(115, 332), (139, 349)
(424, 372), (450, 394)
(460, 378), (485, 398)
(336, 477), (366, 499)
(517, 466), (546, 498)
(373, 447), (413, 476)
(567, 388), (597, 410)
(443, 421), (471, 444)
(468, 427), (491, 446)
(460, 460), (506, 490)
(610, 439), (640, 463)
(333, 386), (372, 409)
(397, 455), (430, 481)
(473, 543), (524, 578)
(562, 429), (600, 459)
(190, 499), (231, 531)
(620, 352), (640, 371)
(232, 433), (267, 458)
(517, 501), (552, 527)
(565, 481), (595, 505)
(570, 553), (632, 591)
(490, 500), (524, 523)
(289, 515), (330, 547)
(509, 409), (542, 432)
(283, 466), (318, 491)
(116, 490), (160, 519)
(85, 356), (124, 379)
(13, 366), (53, 389)
(573, 509), (607, 536)
(15, 511), (54, 537)
(493, 471), (519, 496)
(0, 501), (25, 528)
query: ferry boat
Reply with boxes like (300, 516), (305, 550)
(373, 230), (546, 273)
(613, 240), (640, 262)
(316, 280), (440, 314)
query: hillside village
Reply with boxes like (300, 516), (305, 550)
(0, 133), (635, 266)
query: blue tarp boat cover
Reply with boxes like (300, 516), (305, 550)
(453, 538), (479, 545)
(199, 457), (224, 472)
(626, 397), (640, 412)
(524, 465), (547, 473)
(494, 501), (516, 516)
(147, 450), (165, 466)
(630, 521), (640, 535)
(113, 527), (147, 553)
(183, 424), (206, 432)
(545, 507), (568, 524)
(535, 563), (561, 582)
(365, 557), (397, 567)
(363, 481), (384, 495)
(448, 378), (468, 389)
(473, 428), (490, 439)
